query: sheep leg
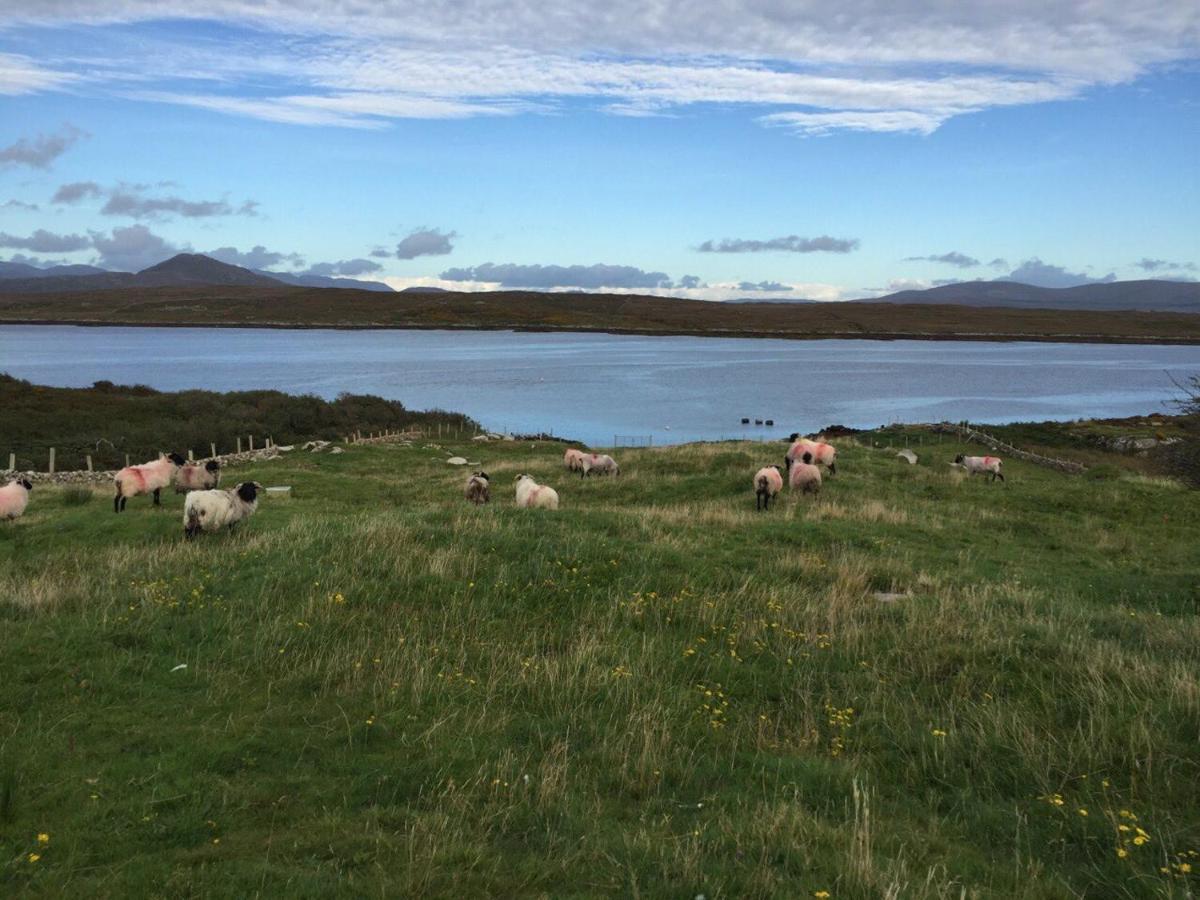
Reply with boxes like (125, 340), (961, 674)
(994, 471), (1004, 483)
(152, 487), (161, 506)
(113, 491), (121, 514)
(828, 462), (837, 476)
(119, 495), (127, 512)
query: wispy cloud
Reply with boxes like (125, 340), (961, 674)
(52, 181), (258, 219)
(903, 251), (981, 268)
(1, 199), (40, 211)
(0, 52), (78, 94)
(0, 228), (91, 253)
(698, 235), (859, 254)
(208, 244), (304, 269)
(0, 125), (87, 169)
(302, 258), (382, 277)
(737, 280), (793, 292)
(5, 3), (1196, 135)
(1134, 257), (1197, 272)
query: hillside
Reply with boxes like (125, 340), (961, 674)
(2, 432), (1197, 896)
(866, 279), (1200, 312)
(0, 283), (1198, 344)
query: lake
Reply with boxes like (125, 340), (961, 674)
(1, 325), (1195, 445)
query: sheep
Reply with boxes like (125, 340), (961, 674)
(0, 477), (33, 521)
(183, 481), (263, 539)
(514, 474), (559, 509)
(114, 452), (186, 512)
(564, 447), (586, 473)
(753, 465), (783, 511)
(788, 450), (822, 495)
(786, 435), (837, 475)
(955, 454), (1004, 482)
(580, 453), (620, 478)
(174, 459), (221, 494)
(465, 471), (491, 505)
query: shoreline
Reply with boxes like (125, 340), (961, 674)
(2, 317), (1197, 346)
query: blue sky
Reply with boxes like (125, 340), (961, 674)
(1, 2), (1197, 300)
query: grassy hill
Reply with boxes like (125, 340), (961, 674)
(1, 285), (1198, 344)
(2, 433), (1198, 896)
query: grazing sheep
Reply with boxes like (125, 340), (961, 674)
(564, 447), (586, 473)
(753, 465), (783, 511)
(580, 453), (620, 478)
(786, 435), (837, 475)
(788, 451), (822, 495)
(514, 474), (559, 509)
(114, 452), (186, 513)
(955, 454), (1005, 482)
(465, 471), (491, 505)
(183, 481), (263, 539)
(174, 459), (221, 494)
(0, 477), (33, 520)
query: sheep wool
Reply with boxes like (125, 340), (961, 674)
(786, 436), (837, 475)
(564, 448), (586, 472)
(0, 478), (33, 520)
(183, 481), (263, 538)
(754, 466), (783, 511)
(580, 453), (619, 477)
(788, 451), (822, 495)
(955, 454), (1005, 482)
(175, 459), (221, 493)
(465, 471), (491, 505)
(114, 452), (186, 512)
(515, 474), (559, 510)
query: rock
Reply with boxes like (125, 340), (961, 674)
(472, 434), (490, 442)
(874, 592), (908, 604)
(330, 446), (344, 454)
(275, 445), (294, 452)
(447, 456), (468, 465)
(896, 449), (918, 465)
(264, 486), (292, 498)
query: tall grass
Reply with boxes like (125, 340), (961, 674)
(0, 436), (1196, 897)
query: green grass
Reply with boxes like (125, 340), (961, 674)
(1, 436), (1198, 897)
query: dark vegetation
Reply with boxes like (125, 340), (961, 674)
(0, 374), (477, 471)
(1, 284), (1198, 343)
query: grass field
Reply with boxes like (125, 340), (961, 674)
(1, 435), (1198, 897)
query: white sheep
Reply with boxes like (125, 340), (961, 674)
(786, 435), (837, 475)
(954, 454), (1004, 482)
(174, 459), (221, 493)
(788, 450), (822, 495)
(580, 453), (619, 478)
(114, 452), (186, 513)
(465, 471), (490, 505)
(0, 477), (33, 520)
(753, 465), (783, 511)
(514, 474), (559, 509)
(183, 481), (263, 539)
(564, 447), (586, 473)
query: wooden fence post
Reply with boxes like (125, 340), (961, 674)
(48, 448), (55, 474)
(7, 453), (14, 471)
(188, 449), (194, 461)
(125, 453), (130, 467)
(86, 455), (93, 473)
(249, 435), (255, 451)
(211, 442), (217, 458)
(237, 437), (242, 453)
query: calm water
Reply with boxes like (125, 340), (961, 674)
(1, 325), (1195, 445)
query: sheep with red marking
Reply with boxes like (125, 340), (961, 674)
(564, 447), (586, 473)
(174, 459), (221, 494)
(955, 454), (1005, 482)
(753, 465), (783, 511)
(788, 450), (822, 495)
(580, 453), (619, 478)
(0, 477), (33, 521)
(786, 434), (837, 475)
(114, 452), (186, 513)
(514, 474), (559, 509)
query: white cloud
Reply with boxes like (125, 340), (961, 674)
(382, 274), (851, 302)
(0, 52), (77, 94)
(3, 2), (1196, 135)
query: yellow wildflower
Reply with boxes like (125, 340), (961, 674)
(37, 833), (49, 844)
(28, 853), (40, 863)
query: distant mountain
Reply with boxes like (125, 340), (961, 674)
(0, 253), (398, 294)
(255, 270), (394, 292)
(0, 261), (108, 280)
(863, 279), (1200, 313)
(399, 286), (448, 293)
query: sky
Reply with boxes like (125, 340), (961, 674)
(0, 1), (1198, 301)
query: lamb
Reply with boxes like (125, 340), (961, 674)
(114, 452), (186, 512)
(183, 481), (263, 538)
(753, 465), (783, 511)
(580, 453), (620, 478)
(564, 447), (586, 473)
(0, 478), (33, 520)
(955, 454), (1004, 482)
(788, 451), (822, 495)
(465, 471), (491, 505)
(786, 435), (837, 475)
(514, 474), (559, 509)
(174, 459), (221, 494)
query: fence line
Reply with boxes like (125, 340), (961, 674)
(929, 422), (1087, 474)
